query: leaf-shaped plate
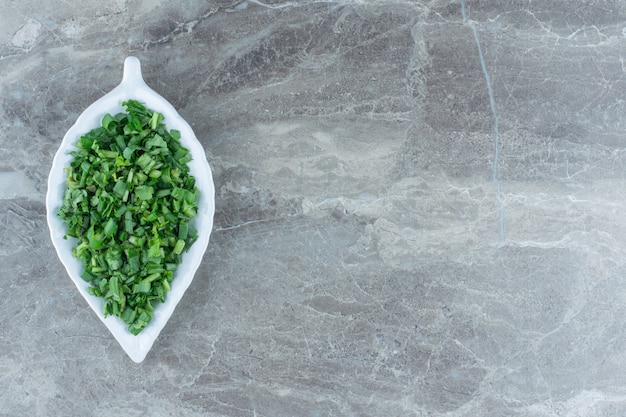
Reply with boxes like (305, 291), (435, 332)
(46, 57), (215, 363)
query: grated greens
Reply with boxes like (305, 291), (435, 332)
(58, 100), (199, 335)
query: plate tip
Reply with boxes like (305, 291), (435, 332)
(122, 56), (144, 85)
(124, 55), (140, 65)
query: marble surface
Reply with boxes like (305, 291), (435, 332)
(3, 0), (626, 415)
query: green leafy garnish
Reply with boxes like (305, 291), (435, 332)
(58, 100), (199, 335)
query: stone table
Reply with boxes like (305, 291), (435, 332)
(2, 0), (626, 415)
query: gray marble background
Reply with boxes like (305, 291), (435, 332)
(3, 0), (626, 415)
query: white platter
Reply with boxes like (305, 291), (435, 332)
(46, 57), (215, 363)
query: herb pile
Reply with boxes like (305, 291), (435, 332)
(58, 100), (198, 335)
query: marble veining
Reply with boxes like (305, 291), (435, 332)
(461, 0), (505, 244)
(3, 0), (626, 416)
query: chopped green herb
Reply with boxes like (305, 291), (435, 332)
(58, 100), (199, 335)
